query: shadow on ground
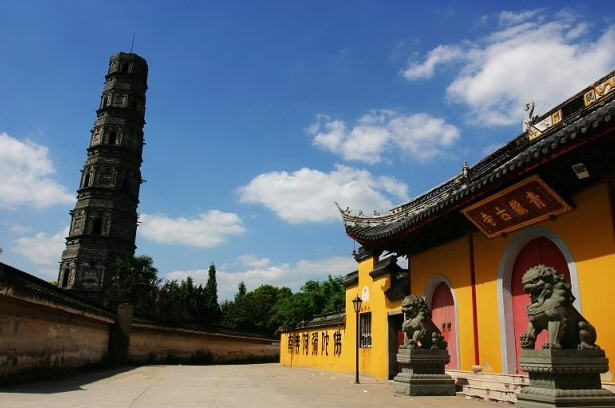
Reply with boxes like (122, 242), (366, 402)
(0, 366), (134, 394)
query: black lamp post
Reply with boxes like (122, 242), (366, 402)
(352, 295), (363, 384)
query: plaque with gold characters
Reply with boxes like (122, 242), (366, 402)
(461, 175), (572, 238)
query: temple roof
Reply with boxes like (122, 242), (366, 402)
(338, 69), (615, 248)
(279, 312), (346, 332)
(369, 255), (402, 278)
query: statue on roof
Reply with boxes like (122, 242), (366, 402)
(462, 161), (469, 179)
(523, 100), (538, 132)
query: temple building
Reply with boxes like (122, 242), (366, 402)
(58, 52), (148, 303)
(280, 69), (615, 401)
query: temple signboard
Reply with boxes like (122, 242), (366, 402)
(461, 175), (571, 238)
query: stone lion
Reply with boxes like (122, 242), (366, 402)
(400, 294), (447, 350)
(520, 265), (598, 350)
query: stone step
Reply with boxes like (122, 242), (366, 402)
(460, 384), (518, 404)
(448, 371), (615, 405)
(458, 377), (526, 392)
(447, 370), (528, 404)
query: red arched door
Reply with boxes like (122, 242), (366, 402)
(511, 237), (570, 373)
(431, 282), (457, 369)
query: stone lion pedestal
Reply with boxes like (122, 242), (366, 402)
(515, 265), (615, 407)
(516, 349), (615, 408)
(392, 348), (456, 396)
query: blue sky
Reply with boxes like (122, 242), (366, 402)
(1, 1), (614, 300)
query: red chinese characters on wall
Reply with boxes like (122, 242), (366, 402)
(461, 175), (571, 238)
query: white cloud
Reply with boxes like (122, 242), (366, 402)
(497, 10), (541, 26)
(6, 223), (32, 234)
(403, 10), (615, 126)
(165, 255), (357, 301)
(403, 45), (464, 80)
(566, 22), (588, 40)
(238, 164), (409, 223)
(309, 110), (460, 164)
(12, 227), (68, 280)
(139, 210), (246, 247)
(0, 132), (74, 209)
(236, 254), (272, 269)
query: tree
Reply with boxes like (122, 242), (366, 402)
(204, 263), (221, 324)
(156, 279), (192, 324)
(220, 284), (292, 334)
(236, 281), (247, 300)
(106, 255), (160, 315)
(320, 275), (345, 315)
(271, 275), (345, 330)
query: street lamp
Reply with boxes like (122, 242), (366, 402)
(352, 295), (363, 384)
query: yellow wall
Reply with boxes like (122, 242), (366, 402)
(351, 255), (403, 379)
(279, 326), (351, 373)
(410, 236), (476, 370)
(472, 230), (507, 373)
(410, 182), (615, 378)
(528, 182), (615, 379)
(280, 182), (615, 381)
(279, 254), (403, 380)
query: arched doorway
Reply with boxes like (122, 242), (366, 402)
(431, 282), (458, 369)
(511, 237), (570, 373)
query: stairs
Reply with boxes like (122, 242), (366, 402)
(448, 370), (615, 404)
(447, 370), (529, 404)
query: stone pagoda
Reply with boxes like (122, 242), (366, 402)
(58, 52), (148, 303)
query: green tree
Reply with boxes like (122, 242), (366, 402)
(156, 279), (192, 324)
(221, 284), (292, 335)
(204, 263), (221, 324)
(320, 275), (345, 315)
(106, 255), (160, 315)
(236, 281), (247, 300)
(271, 275), (345, 330)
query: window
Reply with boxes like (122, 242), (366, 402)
(61, 268), (69, 288)
(360, 312), (372, 348)
(83, 173), (90, 188)
(121, 177), (130, 193)
(92, 218), (103, 235)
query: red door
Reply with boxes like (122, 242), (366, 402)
(431, 282), (457, 369)
(511, 237), (570, 373)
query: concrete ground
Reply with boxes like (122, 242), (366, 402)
(0, 364), (496, 408)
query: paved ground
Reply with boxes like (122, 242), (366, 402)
(0, 364), (496, 408)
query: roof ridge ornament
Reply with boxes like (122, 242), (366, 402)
(523, 99), (538, 132)
(462, 161), (469, 179)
